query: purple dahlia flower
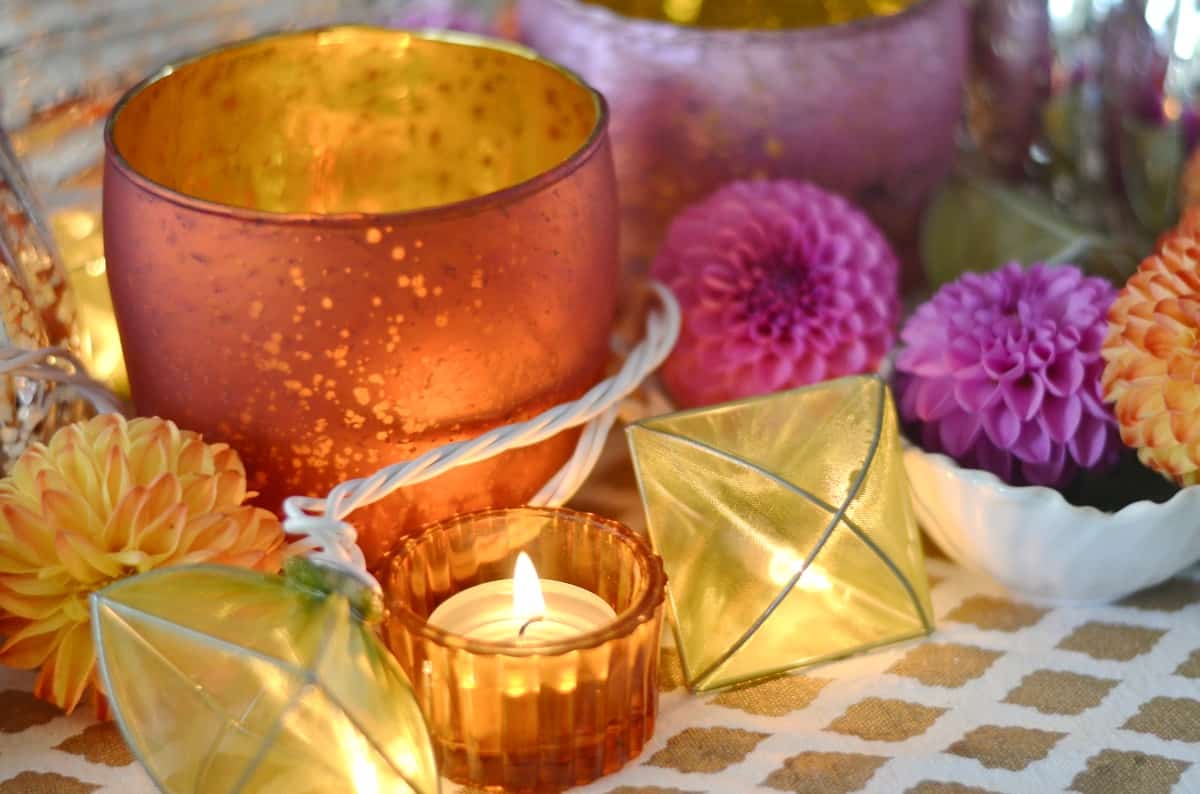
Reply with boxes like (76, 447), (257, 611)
(652, 179), (899, 408)
(895, 262), (1121, 488)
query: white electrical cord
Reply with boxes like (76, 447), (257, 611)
(283, 282), (681, 593)
(0, 285), (680, 594)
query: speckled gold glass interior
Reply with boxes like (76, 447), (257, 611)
(582, 0), (920, 28)
(111, 28), (599, 214)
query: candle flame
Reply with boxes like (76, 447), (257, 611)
(512, 552), (546, 623)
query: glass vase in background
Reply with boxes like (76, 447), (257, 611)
(937, 0), (1200, 286)
(375, 0), (513, 33)
(0, 128), (92, 470)
(0, 0), (376, 395)
(518, 0), (969, 290)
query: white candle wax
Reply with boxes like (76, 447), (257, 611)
(426, 553), (616, 643)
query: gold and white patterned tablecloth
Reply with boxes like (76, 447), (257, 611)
(2, 450), (1200, 794)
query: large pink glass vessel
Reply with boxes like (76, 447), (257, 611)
(518, 0), (968, 287)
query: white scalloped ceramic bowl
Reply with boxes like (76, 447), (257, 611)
(903, 446), (1200, 604)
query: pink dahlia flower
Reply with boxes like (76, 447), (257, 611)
(652, 179), (899, 408)
(896, 262), (1121, 488)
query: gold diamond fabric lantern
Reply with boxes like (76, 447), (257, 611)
(627, 374), (932, 692)
(91, 560), (437, 794)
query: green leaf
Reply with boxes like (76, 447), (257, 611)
(1120, 117), (1184, 234)
(920, 175), (1143, 287)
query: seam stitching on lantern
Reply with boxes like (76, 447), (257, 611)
(228, 601), (344, 794)
(674, 376), (889, 689)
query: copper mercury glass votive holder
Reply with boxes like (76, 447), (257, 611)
(517, 0), (969, 288)
(381, 506), (667, 793)
(101, 27), (619, 569)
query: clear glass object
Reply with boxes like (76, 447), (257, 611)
(0, 129), (89, 469)
(626, 374), (933, 692)
(1, 0), (375, 395)
(91, 559), (439, 794)
(968, 0), (1200, 234)
(576, 0), (921, 28)
(518, 0), (968, 288)
(101, 28), (619, 563)
(381, 507), (666, 794)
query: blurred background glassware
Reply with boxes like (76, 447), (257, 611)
(937, 0), (1200, 286)
(0, 0), (378, 396)
(103, 27), (619, 569)
(1100, 0), (1200, 233)
(517, 0), (970, 289)
(380, 0), (513, 33)
(967, 0), (1053, 177)
(0, 127), (89, 469)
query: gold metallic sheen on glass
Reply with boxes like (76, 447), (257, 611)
(581, 0), (921, 28)
(382, 507), (665, 793)
(103, 28), (620, 563)
(627, 374), (933, 692)
(91, 562), (439, 794)
(109, 27), (599, 216)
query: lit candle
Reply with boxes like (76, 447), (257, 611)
(383, 507), (667, 791)
(426, 552), (616, 643)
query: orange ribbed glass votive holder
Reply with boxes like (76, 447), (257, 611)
(381, 507), (666, 793)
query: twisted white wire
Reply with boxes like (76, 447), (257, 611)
(284, 282), (681, 592)
(0, 345), (129, 416)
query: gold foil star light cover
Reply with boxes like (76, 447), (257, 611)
(627, 374), (932, 692)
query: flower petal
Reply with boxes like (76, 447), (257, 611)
(982, 348), (1025, 381)
(982, 402), (1022, 449)
(55, 530), (121, 582)
(915, 379), (956, 421)
(938, 412), (982, 458)
(1042, 394), (1083, 444)
(0, 609), (71, 669)
(1001, 373), (1045, 422)
(954, 377), (1000, 412)
(1021, 445), (1071, 488)
(1069, 414), (1113, 468)
(1044, 354), (1084, 396)
(974, 440), (1016, 483)
(35, 620), (94, 714)
(1012, 419), (1052, 464)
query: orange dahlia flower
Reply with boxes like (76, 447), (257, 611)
(0, 414), (287, 715)
(1103, 209), (1200, 485)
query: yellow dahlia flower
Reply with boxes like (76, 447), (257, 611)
(0, 414), (287, 715)
(1102, 210), (1200, 485)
